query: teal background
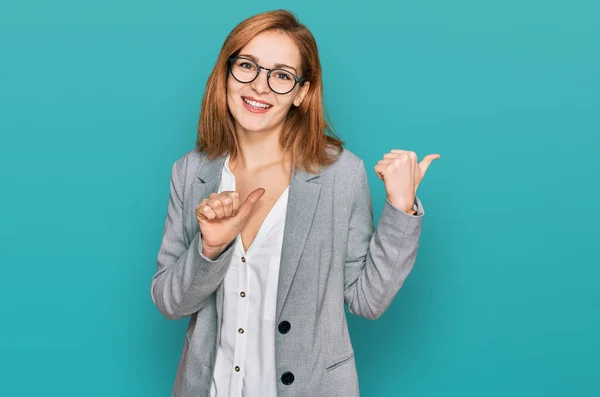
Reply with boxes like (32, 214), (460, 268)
(1, 0), (598, 396)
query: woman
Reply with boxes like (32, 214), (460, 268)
(151, 9), (440, 397)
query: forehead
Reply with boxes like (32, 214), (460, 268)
(238, 31), (301, 69)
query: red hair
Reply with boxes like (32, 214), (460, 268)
(196, 9), (344, 173)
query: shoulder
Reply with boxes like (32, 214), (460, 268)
(317, 147), (372, 210)
(320, 146), (365, 179)
(336, 147), (363, 168)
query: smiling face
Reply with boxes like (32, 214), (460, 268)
(227, 30), (310, 136)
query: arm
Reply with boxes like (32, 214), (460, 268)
(150, 158), (235, 320)
(344, 160), (424, 320)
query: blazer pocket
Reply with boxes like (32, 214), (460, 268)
(326, 352), (355, 372)
(262, 256), (280, 321)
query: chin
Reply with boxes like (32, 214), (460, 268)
(236, 118), (271, 133)
(234, 112), (281, 133)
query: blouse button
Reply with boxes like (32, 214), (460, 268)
(241, 257), (246, 263)
(235, 366), (240, 372)
(238, 328), (244, 334)
(240, 291), (246, 298)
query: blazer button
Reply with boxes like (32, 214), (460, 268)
(281, 371), (295, 385)
(278, 320), (291, 334)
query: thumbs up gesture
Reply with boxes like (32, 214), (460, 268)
(196, 188), (265, 259)
(374, 150), (440, 213)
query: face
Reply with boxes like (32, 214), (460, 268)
(227, 31), (310, 136)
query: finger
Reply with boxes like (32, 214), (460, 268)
(196, 198), (208, 210)
(383, 153), (405, 159)
(381, 156), (412, 170)
(390, 150), (417, 160)
(207, 198), (225, 219)
(418, 154), (441, 176)
(200, 204), (216, 220)
(222, 191), (240, 216)
(390, 149), (409, 154)
(374, 164), (386, 180)
(196, 199), (209, 219)
(219, 194), (233, 217)
(238, 188), (266, 219)
(384, 151), (417, 162)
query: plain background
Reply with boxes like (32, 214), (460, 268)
(1, 0), (599, 396)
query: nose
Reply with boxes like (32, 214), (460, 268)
(250, 67), (271, 95)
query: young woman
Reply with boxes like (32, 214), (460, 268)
(151, 9), (440, 397)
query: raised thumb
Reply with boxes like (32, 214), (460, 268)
(237, 188), (266, 219)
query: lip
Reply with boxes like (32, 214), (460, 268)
(241, 96), (273, 114)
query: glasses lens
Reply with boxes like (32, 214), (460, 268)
(231, 58), (258, 83)
(268, 69), (296, 94)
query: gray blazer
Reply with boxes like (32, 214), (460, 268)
(151, 147), (424, 397)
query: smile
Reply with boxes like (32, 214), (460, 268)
(242, 96), (273, 112)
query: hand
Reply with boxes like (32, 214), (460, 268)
(195, 188), (265, 259)
(374, 150), (440, 212)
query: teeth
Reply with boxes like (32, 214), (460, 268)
(243, 97), (271, 109)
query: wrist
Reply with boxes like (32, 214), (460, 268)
(388, 196), (416, 214)
(201, 243), (229, 260)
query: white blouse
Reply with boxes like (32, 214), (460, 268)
(208, 154), (290, 397)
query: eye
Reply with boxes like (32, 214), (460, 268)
(274, 71), (292, 81)
(233, 58), (257, 72)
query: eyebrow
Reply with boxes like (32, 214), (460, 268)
(238, 53), (298, 73)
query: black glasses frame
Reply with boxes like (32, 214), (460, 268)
(228, 56), (306, 95)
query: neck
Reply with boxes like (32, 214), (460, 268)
(230, 124), (292, 173)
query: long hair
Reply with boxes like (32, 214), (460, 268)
(196, 9), (344, 173)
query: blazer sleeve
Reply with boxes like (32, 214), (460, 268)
(343, 160), (424, 320)
(151, 158), (235, 320)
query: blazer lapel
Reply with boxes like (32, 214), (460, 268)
(276, 167), (321, 321)
(192, 154), (227, 340)
(189, 155), (227, 236)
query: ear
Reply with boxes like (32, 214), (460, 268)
(293, 81), (310, 107)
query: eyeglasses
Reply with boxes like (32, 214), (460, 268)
(228, 57), (306, 95)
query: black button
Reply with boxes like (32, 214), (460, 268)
(238, 328), (244, 334)
(281, 371), (295, 385)
(241, 257), (246, 263)
(278, 320), (291, 334)
(235, 366), (240, 372)
(240, 291), (246, 298)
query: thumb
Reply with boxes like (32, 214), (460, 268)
(418, 154), (441, 176)
(237, 188), (266, 219)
